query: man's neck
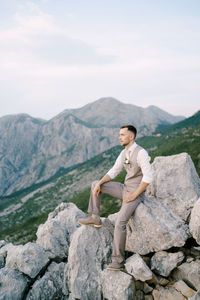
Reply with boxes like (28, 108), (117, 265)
(125, 141), (134, 150)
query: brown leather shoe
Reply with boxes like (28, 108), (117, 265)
(107, 261), (125, 271)
(78, 215), (102, 228)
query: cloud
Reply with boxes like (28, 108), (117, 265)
(0, 3), (115, 70)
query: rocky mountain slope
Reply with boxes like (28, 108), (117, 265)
(0, 110), (199, 245)
(0, 97), (184, 196)
(0, 153), (200, 300)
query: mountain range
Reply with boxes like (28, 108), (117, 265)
(0, 97), (184, 196)
(0, 109), (199, 245)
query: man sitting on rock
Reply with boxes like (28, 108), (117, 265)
(78, 125), (152, 271)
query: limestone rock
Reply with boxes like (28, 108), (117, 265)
(101, 269), (135, 300)
(135, 290), (144, 300)
(126, 196), (189, 255)
(0, 255), (5, 269)
(147, 153), (200, 221)
(189, 198), (200, 244)
(150, 251), (184, 277)
(0, 240), (6, 248)
(189, 290), (200, 300)
(0, 267), (29, 300)
(125, 254), (153, 281)
(108, 212), (118, 226)
(173, 280), (196, 298)
(144, 295), (153, 300)
(36, 202), (85, 259)
(143, 282), (153, 294)
(171, 260), (200, 290)
(26, 261), (66, 300)
(152, 286), (187, 300)
(6, 242), (49, 278)
(66, 218), (113, 300)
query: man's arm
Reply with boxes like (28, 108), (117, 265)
(123, 181), (149, 203)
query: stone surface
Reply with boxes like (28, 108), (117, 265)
(66, 218), (114, 300)
(126, 196), (189, 255)
(101, 269), (135, 300)
(146, 153), (200, 221)
(0, 240), (6, 248)
(189, 290), (200, 300)
(150, 251), (184, 277)
(171, 260), (200, 290)
(125, 254), (153, 281)
(36, 202), (85, 260)
(26, 261), (66, 300)
(108, 212), (118, 226)
(173, 280), (196, 298)
(6, 242), (49, 278)
(0, 267), (29, 300)
(0, 255), (5, 269)
(189, 198), (200, 244)
(152, 286), (187, 300)
(143, 282), (153, 294)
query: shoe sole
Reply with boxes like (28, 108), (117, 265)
(106, 266), (124, 271)
(78, 221), (102, 228)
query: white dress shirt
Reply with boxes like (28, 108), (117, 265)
(107, 142), (152, 183)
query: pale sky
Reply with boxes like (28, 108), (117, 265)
(0, 0), (200, 120)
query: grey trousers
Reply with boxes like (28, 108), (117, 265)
(88, 180), (144, 264)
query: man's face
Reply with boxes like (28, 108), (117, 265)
(119, 128), (134, 146)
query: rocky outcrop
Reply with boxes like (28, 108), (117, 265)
(66, 218), (114, 300)
(1, 152), (200, 299)
(36, 202), (85, 260)
(26, 262), (66, 300)
(0, 267), (29, 300)
(5, 242), (49, 278)
(150, 251), (184, 277)
(189, 198), (200, 244)
(125, 253), (153, 281)
(147, 153), (200, 221)
(126, 195), (189, 254)
(100, 269), (135, 300)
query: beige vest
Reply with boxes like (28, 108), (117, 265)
(121, 145), (143, 193)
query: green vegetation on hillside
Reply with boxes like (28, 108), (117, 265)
(0, 111), (199, 245)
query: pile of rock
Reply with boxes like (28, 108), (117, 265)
(0, 152), (200, 300)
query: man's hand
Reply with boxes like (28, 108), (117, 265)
(123, 182), (149, 203)
(123, 192), (136, 203)
(93, 183), (101, 198)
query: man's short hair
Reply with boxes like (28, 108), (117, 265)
(120, 125), (137, 138)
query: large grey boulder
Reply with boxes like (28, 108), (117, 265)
(66, 218), (114, 300)
(150, 251), (184, 277)
(152, 286), (186, 300)
(6, 242), (49, 279)
(126, 196), (189, 255)
(26, 261), (66, 300)
(147, 153), (200, 221)
(189, 198), (200, 244)
(36, 202), (85, 260)
(125, 254), (153, 281)
(171, 260), (200, 290)
(101, 269), (135, 300)
(0, 267), (29, 300)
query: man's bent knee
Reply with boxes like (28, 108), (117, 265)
(91, 180), (99, 189)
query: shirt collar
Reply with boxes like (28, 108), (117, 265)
(126, 142), (137, 153)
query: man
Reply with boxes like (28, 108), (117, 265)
(78, 125), (152, 271)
